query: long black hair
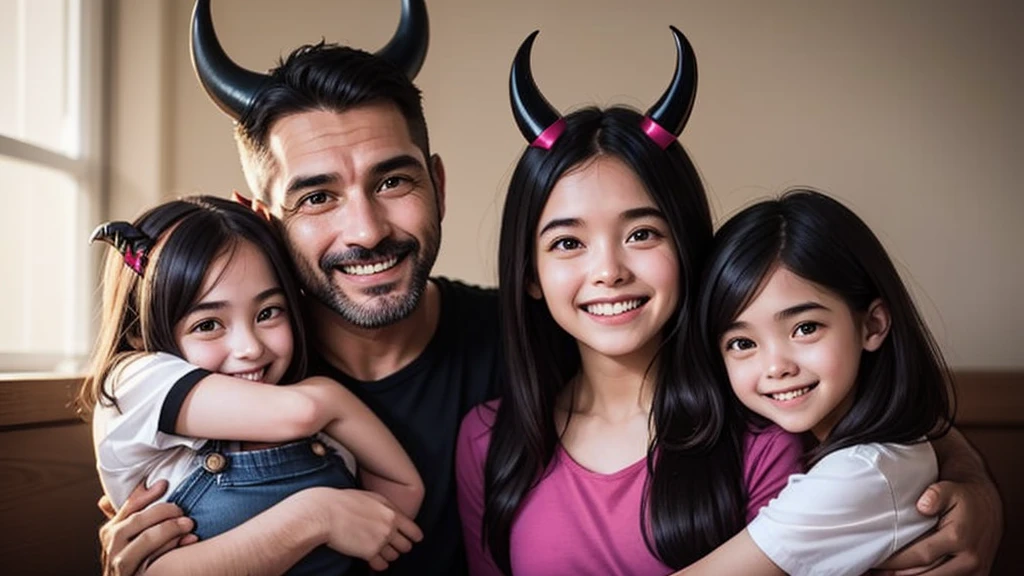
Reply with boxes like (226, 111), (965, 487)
(79, 195), (308, 416)
(698, 189), (954, 465)
(484, 106), (747, 572)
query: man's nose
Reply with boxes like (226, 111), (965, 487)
(339, 192), (392, 250)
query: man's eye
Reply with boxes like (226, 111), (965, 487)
(302, 191), (328, 206)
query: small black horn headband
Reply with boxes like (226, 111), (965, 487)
(191, 0), (429, 120)
(90, 221), (153, 276)
(509, 25), (697, 150)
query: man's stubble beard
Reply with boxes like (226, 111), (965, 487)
(292, 221), (441, 330)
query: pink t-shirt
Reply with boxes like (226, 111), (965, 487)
(456, 401), (804, 576)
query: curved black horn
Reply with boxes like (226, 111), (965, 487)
(375, 0), (429, 79)
(90, 221), (154, 275)
(510, 31), (563, 148)
(190, 0), (270, 119)
(645, 25), (698, 137)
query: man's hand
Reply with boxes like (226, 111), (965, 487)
(99, 480), (197, 576)
(876, 479), (1003, 575)
(312, 488), (423, 572)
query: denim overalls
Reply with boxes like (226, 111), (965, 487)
(168, 436), (358, 575)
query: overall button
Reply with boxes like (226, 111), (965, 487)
(310, 440), (327, 457)
(203, 452), (228, 473)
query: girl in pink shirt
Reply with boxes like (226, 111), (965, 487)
(455, 28), (804, 576)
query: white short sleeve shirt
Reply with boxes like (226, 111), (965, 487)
(746, 441), (938, 576)
(92, 353), (211, 508)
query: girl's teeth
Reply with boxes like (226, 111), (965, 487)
(770, 386), (812, 401)
(586, 299), (642, 316)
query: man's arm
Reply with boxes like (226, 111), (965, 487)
(101, 485), (422, 575)
(877, 427), (1003, 575)
(100, 481), (197, 576)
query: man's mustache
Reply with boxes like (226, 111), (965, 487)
(319, 238), (418, 272)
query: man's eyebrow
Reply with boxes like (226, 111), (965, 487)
(370, 155), (427, 178)
(538, 217), (582, 237)
(285, 173), (338, 196)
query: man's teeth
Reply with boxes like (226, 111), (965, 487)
(235, 369), (265, 382)
(342, 256), (399, 276)
(586, 299), (642, 317)
(770, 386), (813, 402)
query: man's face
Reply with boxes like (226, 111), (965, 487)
(266, 103), (445, 329)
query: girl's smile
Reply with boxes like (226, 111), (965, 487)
(720, 267), (888, 441)
(531, 156), (679, 361)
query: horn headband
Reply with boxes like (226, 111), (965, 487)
(90, 222), (154, 276)
(510, 25), (697, 150)
(191, 0), (429, 119)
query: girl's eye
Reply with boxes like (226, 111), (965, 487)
(628, 228), (659, 243)
(794, 322), (820, 337)
(192, 319), (220, 333)
(726, 337), (756, 352)
(257, 306), (285, 323)
(551, 237), (582, 251)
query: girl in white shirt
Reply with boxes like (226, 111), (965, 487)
(680, 189), (954, 576)
(78, 194), (423, 574)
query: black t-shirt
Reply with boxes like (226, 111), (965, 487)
(308, 277), (501, 576)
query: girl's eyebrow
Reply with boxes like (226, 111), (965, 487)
(622, 206), (664, 221)
(722, 302), (829, 334)
(538, 217), (581, 236)
(538, 206), (664, 237)
(775, 302), (828, 321)
(186, 287), (284, 315)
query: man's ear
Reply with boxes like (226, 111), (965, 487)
(429, 154), (446, 222)
(862, 298), (891, 352)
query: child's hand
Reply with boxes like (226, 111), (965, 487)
(99, 480), (198, 576)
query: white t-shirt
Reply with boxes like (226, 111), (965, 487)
(746, 441), (937, 576)
(92, 352), (356, 509)
(92, 353), (212, 508)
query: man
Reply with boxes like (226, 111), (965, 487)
(99, 1), (1003, 575)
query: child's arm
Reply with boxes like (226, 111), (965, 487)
(296, 378), (424, 519)
(877, 427), (1003, 574)
(676, 442), (937, 576)
(674, 530), (784, 576)
(176, 374), (424, 518)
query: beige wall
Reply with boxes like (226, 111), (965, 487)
(108, 0), (1024, 368)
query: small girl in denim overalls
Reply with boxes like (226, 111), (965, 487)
(80, 195), (424, 574)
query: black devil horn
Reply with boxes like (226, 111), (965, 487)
(375, 0), (429, 79)
(90, 221), (152, 254)
(509, 31), (564, 149)
(645, 25), (698, 139)
(190, 0), (271, 119)
(191, 0), (429, 120)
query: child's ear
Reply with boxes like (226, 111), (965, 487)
(527, 279), (543, 300)
(861, 298), (891, 352)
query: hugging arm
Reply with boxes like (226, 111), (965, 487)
(876, 427), (1003, 575)
(179, 374), (424, 516)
